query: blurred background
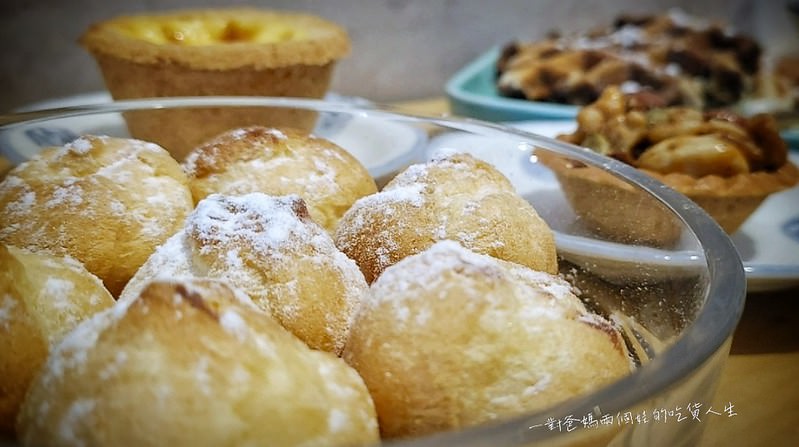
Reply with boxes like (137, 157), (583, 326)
(1, 0), (797, 111)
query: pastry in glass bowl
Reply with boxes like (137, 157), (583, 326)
(540, 86), (799, 246)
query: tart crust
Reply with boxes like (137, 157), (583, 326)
(646, 161), (799, 234)
(79, 8), (350, 70)
(79, 8), (351, 159)
(539, 149), (799, 245)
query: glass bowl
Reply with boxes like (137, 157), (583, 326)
(0, 97), (745, 447)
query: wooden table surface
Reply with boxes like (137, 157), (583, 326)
(393, 97), (799, 447)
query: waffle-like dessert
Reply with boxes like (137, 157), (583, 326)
(542, 87), (799, 244)
(497, 10), (769, 109)
(80, 8), (351, 160)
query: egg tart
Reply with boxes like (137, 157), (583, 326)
(80, 8), (351, 160)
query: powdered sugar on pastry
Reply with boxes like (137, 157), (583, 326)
(182, 126), (377, 234)
(343, 241), (631, 438)
(122, 192), (368, 354)
(19, 277), (379, 447)
(0, 135), (194, 296)
(335, 152), (557, 283)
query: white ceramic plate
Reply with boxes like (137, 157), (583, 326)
(2, 92), (426, 186)
(428, 121), (799, 292)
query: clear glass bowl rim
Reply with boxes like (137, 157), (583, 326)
(0, 96), (747, 446)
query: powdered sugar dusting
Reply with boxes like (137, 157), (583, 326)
(508, 266), (579, 305)
(118, 232), (196, 304)
(44, 180), (83, 209)
(44, 277), (75, 300)
(367, 241), (501, 323)
(338, 182), (426, 248)
(182, 150), (203, 176)
(182, 127), (291, 176)
(188, 194), (317, 260)
(43, 277), (78, 316)
(64, 137), (93, 155)
(57, 398), (95, 447)
(187, 193), (357, 280)
(371, 241), (493, 299)
(349, 183), (426, 217)
(336, 153), (520, 274)
(369, 241), (589, 328)
(522, 373), (552, 397)
(230, 364), (252, 385)
(428, 146), (464, 161)
(43, 298), (133, 388)
(132, 176), (189, 240)
(1, 134), (189, 253)
(98, 351), (128, 381)
(125, 192), (366, 353)
(194, 356), (212, 395)
(317, 361), (345, 394)
(327, 408), (350, 433)
(219, 309), (249, 342)
(1, 178), (36, 215)
(0, 294), (16, 330)
(187, 193), (367, 353)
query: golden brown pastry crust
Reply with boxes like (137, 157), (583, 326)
(643, 161), (799, 199)
(0, 245), (114, 436)
(334, 152), (558, 283)
(17, 279), (379, 447)
(537, 150), (686, 245)
(183, 126), (378, 234)
(79, 8), (350, 70)
(646, 162), (799, 234)
(120, 193), (368, 354)
(79, 9), (351, 159)
(0, 135), (194, 296)
(343, 241), (631, 439)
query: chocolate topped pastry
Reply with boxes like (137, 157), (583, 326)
(497, 10), (770, 109)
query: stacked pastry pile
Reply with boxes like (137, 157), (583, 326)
(0, 125), (634, 446)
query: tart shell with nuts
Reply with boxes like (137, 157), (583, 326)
(541, 87), (799, 245)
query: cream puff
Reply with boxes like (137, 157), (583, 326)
(182, 126), (377, 234)
(335, 152), (557, 283)
(343, 240), (632, 439)
(120, 192), (368, 354)
(0, 135), (194, 296)
(17, 278), (379, 447)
